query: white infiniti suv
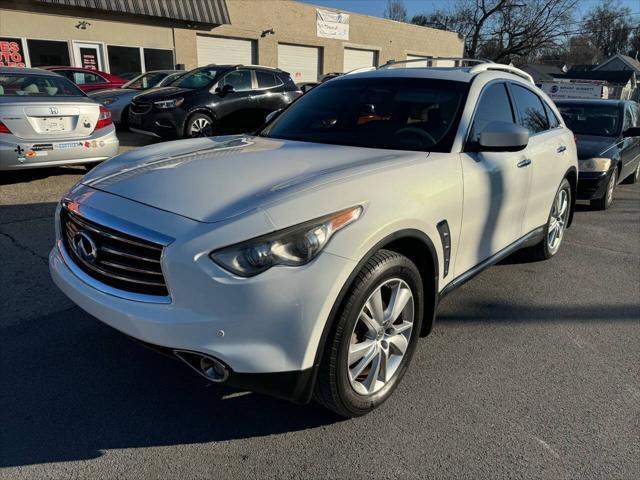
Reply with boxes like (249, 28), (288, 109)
(50, 61), (578, 417)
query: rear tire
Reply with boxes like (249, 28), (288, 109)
(314, 250), (424, 418)
(591, 168), (617, 210)
(528, 178), (571, 261)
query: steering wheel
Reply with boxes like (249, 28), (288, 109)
(395, 127), (437, 147)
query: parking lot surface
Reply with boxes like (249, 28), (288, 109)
(1, 141), (639, 478)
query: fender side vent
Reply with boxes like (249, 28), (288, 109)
(437, 220), (451, 277)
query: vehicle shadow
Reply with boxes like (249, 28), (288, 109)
(0, 166), (86, 186)
(0, 306), (340, 468)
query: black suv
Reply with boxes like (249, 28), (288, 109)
(129, 65), (301, 138)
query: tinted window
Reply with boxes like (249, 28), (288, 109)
(623, 104), (635, 131)
(107, 45), (141, 77)
(123, 72), (168, 90)
(27, 39), (70, 67)
(66, 70), (105, 85)
(256, 71), (279, 88)
(511, 85), (549, 134)
(632, 104), (640, 127)
(261, 77), (469, 152)
(469, 83), (514, 142)
(557, 103), (621, 136)
(219, 70), (252, 91)
(544, 102), (560, 128)
(144, 48), (173, 71)
(174, 67), (220, 89)
(0, 73), (83, 96)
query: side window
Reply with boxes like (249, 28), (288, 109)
(469, 82), (514, 142)
(622, 105), (634, 131)
(633, 104), (640, 127)
(71, 71), (105, 85)
(256, 71), (280, 89)
(543, 101), (560, 129)
(511, 84), (549, 134)
(219, 70), (252, 91)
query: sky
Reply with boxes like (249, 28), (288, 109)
(299, 0), (640, 20)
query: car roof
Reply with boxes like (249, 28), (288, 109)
(0, 66), (62, 76)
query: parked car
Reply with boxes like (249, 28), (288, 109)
(556, 99), (640, 209)
(50, 62), (578, 417)
(128, 65), (302, 138)
(297, 82), (318, 93)
(0, 67), (118, 170)
(42, 66), (127, 93)
(89, 70), (184, 126)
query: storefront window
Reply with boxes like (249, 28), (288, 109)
(27, 39), (70, 67)
(107, 45), (141, 77)
(144, 48), (174, 71)
(0, 37), (26, 67)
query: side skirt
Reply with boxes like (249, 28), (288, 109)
(438, 225), (546, 301)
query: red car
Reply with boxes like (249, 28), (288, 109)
(42, 66), (127, 93)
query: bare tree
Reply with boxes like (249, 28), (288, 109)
(583, 0), (634, 61)
(384, 0), (407, 22)
(630, 25), (640, 59)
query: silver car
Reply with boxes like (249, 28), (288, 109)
(89, 70), (183, 125)
(0, 67), (119, 170)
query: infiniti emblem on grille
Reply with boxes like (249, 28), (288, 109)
(73, 231), (98, 263)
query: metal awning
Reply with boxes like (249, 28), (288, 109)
(36, 0), (231, 26)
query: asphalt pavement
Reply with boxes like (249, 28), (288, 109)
(1, 145), (639, 479)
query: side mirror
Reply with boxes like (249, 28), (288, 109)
(622, 126), (640, 138)
(475, 121), (529, 152)
(215, 84), (235, 96)
(265, 109), (282, 123)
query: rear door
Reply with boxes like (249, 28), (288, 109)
(510, 83), (571, 234)
(456, 81), (532, 276)
(620, 102), (640, 179)
(212, 69), (256, 133)
(251, 70), (289, 114)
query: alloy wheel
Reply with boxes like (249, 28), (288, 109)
(347, 278), (414, 396)
(189, 117), (212, 137)
(548, 187), (570, 252)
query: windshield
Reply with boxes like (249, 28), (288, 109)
(0, 73), (84, 97)
(260, 77), (469, 152)
(123, 72), (169, 90)
(171, 67), (220, 89)
(557, 103), (621, 136)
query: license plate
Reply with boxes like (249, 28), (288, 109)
(42, 117), (66, 132)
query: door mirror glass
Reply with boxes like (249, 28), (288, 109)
(622, 126), (640, 138)
(477, 121), (529, 152)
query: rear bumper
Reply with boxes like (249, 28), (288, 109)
(0, 126), (119, 170)
(577, 170), (610, 200)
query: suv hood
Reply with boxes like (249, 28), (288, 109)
(133, 86), (192, 102)
(81, 135), (418, 223)
(574, 134), (619, 160)
(89, 88), (135, 99)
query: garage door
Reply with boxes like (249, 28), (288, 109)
(278, 44), (320, 83)
(196, 36), (255, 67)
(343, 48), (378, 73)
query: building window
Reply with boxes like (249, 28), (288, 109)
(144, 48), (174, 71)
(0, 37), (26, 67)
(107, 45), (141, 77)
(27, 39), (70, 67)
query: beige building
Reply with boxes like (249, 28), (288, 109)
(0, 0), (464, 82)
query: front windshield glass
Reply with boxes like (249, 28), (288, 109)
(172, 68), (220, 89)
(557, 103), (621, 136)
(0, 73), (84, 97)
(260, 77), (469, 152)
(123, 72), (168, 90)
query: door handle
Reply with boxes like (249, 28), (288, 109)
(557, 145), (567, 153)
(517, 158), (532, 168)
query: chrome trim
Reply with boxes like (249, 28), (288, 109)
(100, 245), (161, 263)
(100, 260), (164, 276)
(57, 240), (171, 304)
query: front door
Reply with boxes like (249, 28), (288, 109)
(72, 42), (104, 71)
(455, 82), (531, 277)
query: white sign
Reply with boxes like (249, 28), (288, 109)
(541, 82), (608, 100)
(317, 9), (349, 40)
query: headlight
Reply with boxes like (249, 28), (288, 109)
(580, 157), (612, 172)
(210, 206), (363, 277)
(101, 98), (116, 106)
(154, 98), (184, 109)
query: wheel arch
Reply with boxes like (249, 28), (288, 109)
(183, 108), (217, 136)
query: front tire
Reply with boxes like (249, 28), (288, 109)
(314, 250), (424, 417)
(184, 113), (214, 138)
(591, 168), (617, 210)
(529, 178), (571, 260)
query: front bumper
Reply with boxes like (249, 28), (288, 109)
(49, 188), (356, 401)
(0, 126), (119, 170)
(129, 107), (185, 138)
(577, 170), (611, 200)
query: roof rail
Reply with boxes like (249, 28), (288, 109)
(469, 64), (534, 83)
(379, 57), (490, 69)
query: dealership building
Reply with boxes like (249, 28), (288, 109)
(0, 0), (464, 82)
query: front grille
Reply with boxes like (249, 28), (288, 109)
(60, 207), (168, 297)
(130, 102), (152, 115)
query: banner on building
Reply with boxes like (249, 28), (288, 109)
(316, 9), (349, 40)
